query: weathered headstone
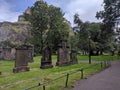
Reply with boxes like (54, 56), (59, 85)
(70, 50), (78, 64)
(13, 45), (30, 73)
(56, 40), (70, 66)
(40, 46), (53, 69)
(27, 45), (34, 62)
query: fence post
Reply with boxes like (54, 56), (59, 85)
(65, 73), (69, 87)
(43, 85), (45, 90)
(81, 69), (83, 79)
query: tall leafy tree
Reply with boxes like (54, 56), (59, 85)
(74, 13), (106, 55)
(47, 5), (69, 51)
(25, 0), (70, 54)
(73, 13), (90, 54)
(25, 0), (49, 54)
(96, 0), (120, 55)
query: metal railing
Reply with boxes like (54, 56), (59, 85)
(24, 61), (111, 90)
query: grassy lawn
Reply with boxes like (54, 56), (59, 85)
(0, 55), (118, 90)
(77, 55), (119, 61)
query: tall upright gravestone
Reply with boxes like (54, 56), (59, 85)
(70, 50), (78, 64)
(27, 45), (34, 62)
(13, 45), (30, 73)
(40, 46), (53, 69)
(56, 40), (70, 66)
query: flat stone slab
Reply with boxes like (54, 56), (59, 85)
(73, 61), (120, 90)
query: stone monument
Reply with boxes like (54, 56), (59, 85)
(70, 50), (78, 64)
(13, 45), (30, 73)
(27, 45), (34, 62)
(56, 40), (70, 66)
(40, 46), (53, 69)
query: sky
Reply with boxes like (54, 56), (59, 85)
(0, 0), (103, 26)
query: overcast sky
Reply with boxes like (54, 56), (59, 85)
(0, 0), (103, 26)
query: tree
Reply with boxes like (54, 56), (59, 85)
(96, 0), (120, 55)
(73, 13), (90, 54)
(25, 0), (70, 54)
(96, 0), (120, 40)
(46, 5), (69, 52)
(73, 13), (106, 55)
(25, 0), (49, 54)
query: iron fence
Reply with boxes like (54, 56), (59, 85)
(24, 61), (111, 90)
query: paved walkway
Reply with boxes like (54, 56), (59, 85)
(72, 61), (120, 90)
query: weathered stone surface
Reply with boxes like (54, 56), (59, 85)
(0, 47), (15, 60)
(0, 21), (29, 60)
(56, 40), (70, 66)
(40, 46), (53, 69)
(27, 45), (34, 62)
(70, 50), (78, 64)
(13, 45), (30, 73)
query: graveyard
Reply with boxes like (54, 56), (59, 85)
(0, 0), (120, 90)
(0, 55), (118, 90)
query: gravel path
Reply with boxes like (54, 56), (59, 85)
(72, 61), (120, 90)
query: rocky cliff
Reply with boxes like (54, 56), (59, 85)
(0, 21), (29, 47)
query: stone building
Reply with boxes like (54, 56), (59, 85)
(18, 7), (31, 22)
(18, 15), (25, 22)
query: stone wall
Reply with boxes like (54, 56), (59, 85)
(0, 47), (15, 60)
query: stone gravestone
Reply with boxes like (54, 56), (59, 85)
(27, 45), (34, 62)
(13, 45), (30, 73)
(56, 40), (70, 66)
(40, 46), (53, 69)
(70, 50), (78, 64)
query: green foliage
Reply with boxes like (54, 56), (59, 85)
(96, 0), (120, 55)
(68, 35), (78, 50)
(73, 14), (105, 55)
(25, 0), (70, 54)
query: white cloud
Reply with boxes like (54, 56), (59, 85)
(63, 0), (103, 26)
(0, 0), (103, 25)
(0, 0), (21, 22)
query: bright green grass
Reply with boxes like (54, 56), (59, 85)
(77, 55), (119, 61)
(0, 55), (114, 90)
